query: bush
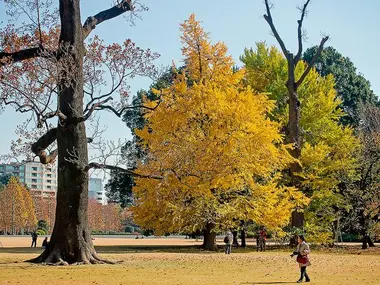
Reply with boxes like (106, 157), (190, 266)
(142, 229), (154, 237)
(125, 226), (135, 233)
(36, 229), (47, 236)
(37, 220), (49, 233)
(341, 233), (360, 242)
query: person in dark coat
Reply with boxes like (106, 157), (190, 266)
(42, 237), (49, 249)
(31, 231), (38, 248)
(290, 235), (311, 283)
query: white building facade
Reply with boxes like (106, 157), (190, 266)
(88, 177), (107, 205)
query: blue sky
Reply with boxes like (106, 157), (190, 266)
(1, 0), (379, 157)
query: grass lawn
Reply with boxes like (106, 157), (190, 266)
(0, 238), (379, 285)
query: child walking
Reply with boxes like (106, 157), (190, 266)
(290, 235), (311, 283)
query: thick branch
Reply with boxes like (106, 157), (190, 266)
(37, 110), (67, 128)
(31, 128), (58, 164)
(83, 0), (133, 40)
(263, 0), (289, 57)
(294, 0), (311, 63)
(0, 46), (53, 66)
(296, 36), (329, 87)
(86, 162), (162, 180)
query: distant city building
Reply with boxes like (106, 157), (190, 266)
(89, 177), (107, 205)
(0, 163), (25, 183)
(0, 162), (107, 204)
(0, 161), (57, 198)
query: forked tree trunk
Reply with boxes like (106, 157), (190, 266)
(28, 0), (106, 265)
(202, 223), (217, 251)
(264, 1), (328, 234)
(286, 57), (304, 233)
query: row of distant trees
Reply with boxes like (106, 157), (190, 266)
(0, 177), (125, 234)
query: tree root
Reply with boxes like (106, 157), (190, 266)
(26, 249), (115, 265)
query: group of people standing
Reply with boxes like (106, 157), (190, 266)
(30, 231), (49, 249)
(224, 230), (311, 283)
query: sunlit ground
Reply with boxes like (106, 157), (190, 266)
(0, 237), (379, 285)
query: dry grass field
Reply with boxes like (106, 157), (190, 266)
(0, 237), (379, 285)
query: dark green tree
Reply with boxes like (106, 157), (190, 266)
(341, 105), (380, 249)
(106, 69), (176, 207)
(303, 46), (379, 126)
(0, 174), (12, 186)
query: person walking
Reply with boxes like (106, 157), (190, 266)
(290, 235), (311, 283)
(31, 231), (38, 248)
(224, 230), (233, 254)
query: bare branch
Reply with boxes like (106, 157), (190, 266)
(81, 96), (114, 122)
(86, 162), (162, 180)
(294, 0), (311, 63)
(95, 101), (161, 118)
(31, 127), (58, 164)
(263, 0), (289, 57)
(1, 99), (34, 114)
(82, 0), (133, 40)
(296, 36), (329, 87)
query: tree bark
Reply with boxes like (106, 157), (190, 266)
(240, 229), (246, 248)
(202, 223), (217, 251)
(368, 235), (375, 247)
(232, 230), (239, 247)
(28, 0), (109, 265)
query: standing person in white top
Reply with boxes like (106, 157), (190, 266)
(224, 230), (233, 254)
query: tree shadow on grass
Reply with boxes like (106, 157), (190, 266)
(241, 281), (297, 285)
(0, 244), (288, 255)
(0, 245), (211, 255)
(0, 247), (43, 254)
(95, 245), (207, 254)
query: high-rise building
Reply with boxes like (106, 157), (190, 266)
(88, 177), (107, 205)
(1, 162), (107, 204)
(0, 161), (57, 198)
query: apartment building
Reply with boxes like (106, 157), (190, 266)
(0, 161), (57, 198)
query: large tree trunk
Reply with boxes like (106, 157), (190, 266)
(28, 0), (107, 265)
(286, 57), (304, 233)
(202, 223), (217, 251)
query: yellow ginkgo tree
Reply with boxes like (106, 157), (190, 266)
(0, 176), (37, 234)
(132, 15), (305, 250)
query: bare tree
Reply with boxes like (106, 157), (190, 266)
(263, 0), (329, 229)
(0, 0), (159, 264)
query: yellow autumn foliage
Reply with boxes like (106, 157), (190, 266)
(0, 176), (37, 233)
(132, 15), (305, 235)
